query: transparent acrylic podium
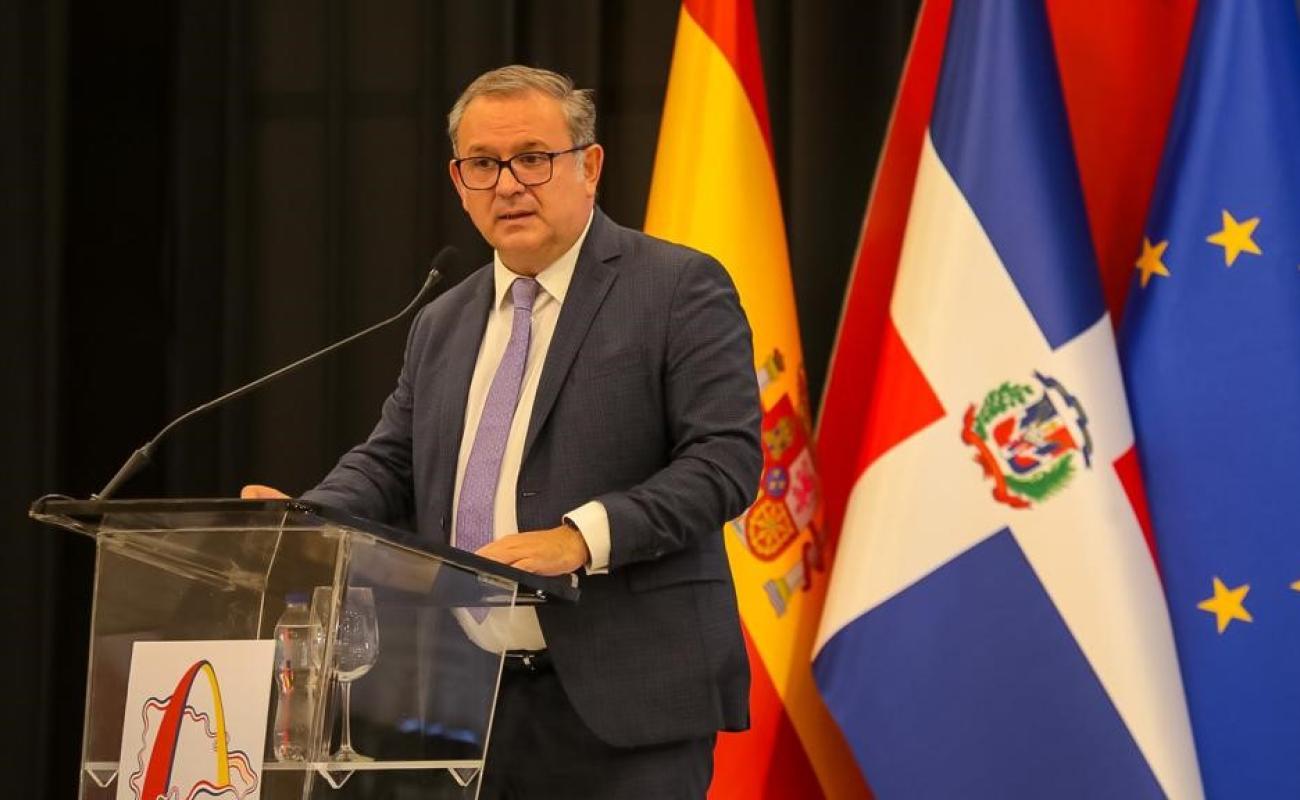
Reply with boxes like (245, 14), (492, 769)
(29, 498), (579, 800)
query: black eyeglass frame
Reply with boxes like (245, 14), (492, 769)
(453, 144), (593, 190)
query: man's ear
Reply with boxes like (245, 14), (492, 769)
(581, 144), (604, 195)
(448, 159), (470, 209)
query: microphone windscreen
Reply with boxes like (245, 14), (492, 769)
(427, 245), (466, 291)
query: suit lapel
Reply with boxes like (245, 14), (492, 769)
(432, 267), (494, 517)
(523, 211), (622, 460)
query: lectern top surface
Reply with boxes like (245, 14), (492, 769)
(29, 496), (580, 604)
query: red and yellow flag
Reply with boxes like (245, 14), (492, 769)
(645, 1), (868, 796)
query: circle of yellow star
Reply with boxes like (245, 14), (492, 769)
(1135, 237), (1171, 288)
(1206, 209), (1262, 266)
(1197, 576), (1252, 634)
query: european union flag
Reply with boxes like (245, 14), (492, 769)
(1120, 1), (1300, 796)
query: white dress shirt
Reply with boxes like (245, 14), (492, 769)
(450, 210), (609, 651)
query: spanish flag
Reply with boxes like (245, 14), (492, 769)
(645, 1), (867, 796)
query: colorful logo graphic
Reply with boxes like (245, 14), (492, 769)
(962, 371), (1093, 509)
(126, 659), (261, 800)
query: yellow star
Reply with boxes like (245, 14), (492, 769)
(1291, 579), (1300, 592)
(1206, 209), (1262, 266)
(1198, 576), (1253, 633)
(1135, 237), (1171, 288)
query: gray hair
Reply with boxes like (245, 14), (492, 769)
(447, 65), (596, 154)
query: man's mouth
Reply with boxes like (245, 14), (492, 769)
(498, 210), (534, 222)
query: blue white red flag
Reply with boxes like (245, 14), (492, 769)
(1120, 2), (1300, 796)
(812, 1), (1203, 796)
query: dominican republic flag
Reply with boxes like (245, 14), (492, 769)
(1120, 2), (1300, 796)
(811, 1), (1203, 797)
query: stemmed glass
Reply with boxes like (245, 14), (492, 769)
(331, 587), (379, 762)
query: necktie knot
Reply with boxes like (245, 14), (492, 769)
(511, 277), (540, 312)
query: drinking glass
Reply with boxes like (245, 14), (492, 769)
(332, 586), (379, 762)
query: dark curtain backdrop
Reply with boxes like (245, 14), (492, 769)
(3, 1), (918, 796)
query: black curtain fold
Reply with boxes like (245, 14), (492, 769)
(4, 2), (917, 796)
(3, 2), (84, 797)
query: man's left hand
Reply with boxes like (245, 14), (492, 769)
(475, 524), (590, 576)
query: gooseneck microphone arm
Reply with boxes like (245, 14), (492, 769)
(94, 247), (458, 500)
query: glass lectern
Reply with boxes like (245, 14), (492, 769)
(30, 498), (579, 800)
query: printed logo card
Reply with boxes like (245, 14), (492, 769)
(116, 640), (275, 800)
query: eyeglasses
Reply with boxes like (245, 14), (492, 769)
(453, 145), (592, 190)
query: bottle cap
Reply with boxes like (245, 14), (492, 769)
(285, 592), (309, 605)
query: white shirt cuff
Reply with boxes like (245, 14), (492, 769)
(564, 501), (610, 575)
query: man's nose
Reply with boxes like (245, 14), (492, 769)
(496, 164), (526, 196)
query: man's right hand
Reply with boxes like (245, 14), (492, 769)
(241, 484), (289, 499)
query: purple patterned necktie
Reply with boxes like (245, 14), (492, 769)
(456, 276), (539, 554)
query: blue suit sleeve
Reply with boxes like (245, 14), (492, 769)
(597, 255), (763, 569)
(299, 307), (426, 523)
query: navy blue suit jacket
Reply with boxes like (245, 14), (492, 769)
(303, 209), (762, 747)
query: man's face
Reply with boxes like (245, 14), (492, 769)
(449, 90), (604, 275)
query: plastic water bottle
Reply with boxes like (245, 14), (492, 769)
(272, 593), (321, 761)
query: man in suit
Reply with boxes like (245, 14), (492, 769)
(247, 65), (761, 797)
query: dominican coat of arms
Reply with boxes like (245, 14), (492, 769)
(961, 371), (1093, 509)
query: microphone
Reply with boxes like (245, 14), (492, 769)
(94, 246), (459, 500)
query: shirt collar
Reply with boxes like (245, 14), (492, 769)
(492, 210), (595, 311)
